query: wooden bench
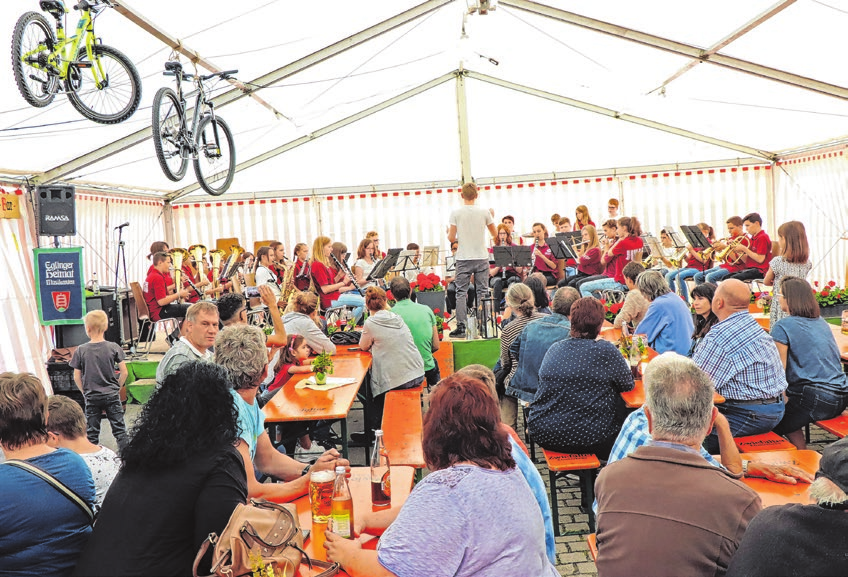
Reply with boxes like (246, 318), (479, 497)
(588, 533), (598, 563)
(814, 414), (848, 439)
(382, 389), (425, 470)
(734, 432), (796, 453)
(542, 449), (601, 535)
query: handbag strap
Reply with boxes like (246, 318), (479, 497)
(192, 533), (341, 577)
(3, 459), (94, 523)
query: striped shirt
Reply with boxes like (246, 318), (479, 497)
(692, 311), (787, 400)
(500, 311), (547, 386)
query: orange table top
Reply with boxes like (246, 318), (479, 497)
(738, 450), (820, 508)
(262, 351), (371, 423)
(600, 326), (725, 408)
(382, 390), (425, 468)
(830, 324), (848, 361)
(282, 466), (415, 575)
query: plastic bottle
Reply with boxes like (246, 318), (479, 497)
(330, 466), (354, 539)
(370, 429), (391, 509)
(629, 339), (641, 380)
(91, 272), (100, 296)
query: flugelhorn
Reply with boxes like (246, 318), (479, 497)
(714, 235), (750, 266)
(169, 248), (191, 304)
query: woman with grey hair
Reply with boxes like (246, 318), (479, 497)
(498, 283), (548, 429)
(633, 270), (694, 355)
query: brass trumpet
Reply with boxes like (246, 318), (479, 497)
(714, 235), (750, 266)
(669, 247), (689, 268)
(169, 248), (191, 304)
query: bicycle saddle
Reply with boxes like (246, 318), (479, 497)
(40, 0), (65, 15)
(164, 61), (183, 72)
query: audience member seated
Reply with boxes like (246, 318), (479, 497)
(505, 287), (579, 428)
(389, 277), (441, 389)
(692, 280), (787, 453)
(324, 374), (559, 577)
(771, 277), (848, 449)
(633, 270), (695, 355)
(214, 325), (349, 500)
(458, 365), (556, 565)
(73, 363), (246, 576)
(155, 301), (218, 386)
(612, 262), (648, 330)
(499, 283), (548, 429)
(528, 297), (634, 460)
(46, 395), (120, 511)
(501, 274), (551, 328)
(727, 436), (848, 577)
(0, 372), (95, 577)
(282, 291), (336, 355)
(688, 283), (719, 357)
(358, 287), (425, 435)
(595, 353), (762, 577)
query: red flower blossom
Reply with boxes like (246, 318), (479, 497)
(335, 319), (343, 327)
(386, 290), (394, 301)
(433, 308), (441, 314)
(814, 281), (820, 287)
(822, 290), (830, 297)
(828, 280), (837, 287)
(444, 312), (451, 319)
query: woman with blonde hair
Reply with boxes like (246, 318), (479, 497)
(764, 221), (811, 327)
(310, 236), (364, 320)
(574, 205), (595, 230)
(561, 224), (602, 287)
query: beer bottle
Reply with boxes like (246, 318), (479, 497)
(330, 466), (354, 539)
(370, 429), (391, 508)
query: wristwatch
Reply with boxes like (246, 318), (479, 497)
(742, 460), (749, 477)
(301, 464), (311, 477)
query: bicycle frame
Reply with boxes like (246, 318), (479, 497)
(171, 73), (221, 158)
(23, 4), (108, 90)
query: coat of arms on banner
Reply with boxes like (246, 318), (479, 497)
(52, 291), (70, 312)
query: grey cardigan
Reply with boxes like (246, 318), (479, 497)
(359, 310), (424, 396)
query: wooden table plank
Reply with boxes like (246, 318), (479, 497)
(382, 390), (425, 468)
(830, 324), (848, 362)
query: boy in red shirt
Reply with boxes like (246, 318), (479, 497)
(143, 252), (190, 322)
(725, 212), (773, 282)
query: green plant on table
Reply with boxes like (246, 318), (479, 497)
(311, 352), (334, 377)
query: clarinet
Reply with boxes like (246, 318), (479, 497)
(330, 252), (363, 295)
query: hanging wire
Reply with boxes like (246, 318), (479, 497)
(687, 97), (848, 118)
(811, 0), (848, 16)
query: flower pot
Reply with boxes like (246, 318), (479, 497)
(315, 372), (327, 385)
(820, 304), (848, 319)
(415, 290), (446, 315)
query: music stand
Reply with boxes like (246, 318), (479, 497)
(661, 225), (687, 249)
(392, 250), (419, 278)
(680, 225), (711, 249)
(545, 236), (575, 261)
(421, 246), (440, 268)
(367, 248), (402, 283)
(445, 255), (456, 275)
(492, 246), (533, 270)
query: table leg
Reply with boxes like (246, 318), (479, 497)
(341, 418), (349, 460)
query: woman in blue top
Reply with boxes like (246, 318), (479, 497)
(632, 270), (694, 356)
(772, 276), (848, 449)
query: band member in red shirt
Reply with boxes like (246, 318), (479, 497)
(143, 252), (190, 322)
(580, 217), (644, 297)
(725, 212), (773, 282)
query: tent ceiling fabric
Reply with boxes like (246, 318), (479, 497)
(2, 0), (848, 196)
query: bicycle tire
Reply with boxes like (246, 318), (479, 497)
(67, 44), (141, 124)
(151, 86), (188, 181)
(11, 11), (58, 108)
(193, 115), (236, 196)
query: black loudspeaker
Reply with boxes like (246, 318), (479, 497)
(36, 185), (76, 236)
(54, 292), (120, 348)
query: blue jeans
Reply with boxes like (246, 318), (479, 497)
(694, 266), (731, 286)
(332, 292), (365, 323)
(85, 392), (127, 451)
(666, 268), (699, 300)
(580, 278), (626, 298)
(774, 385), (848, 435)
(704, 398), (785, 453)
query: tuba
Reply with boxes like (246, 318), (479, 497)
(222, 244), (244, 280)
(188, 244), (207, 299)
(209, 249), (227, 292)
(169, 248), (191, 304)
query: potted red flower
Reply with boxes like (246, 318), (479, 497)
(433, 308), (450, 340)
(413, 272), (446, 314)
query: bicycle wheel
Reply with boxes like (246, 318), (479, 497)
(151, 87), (188, 181)
(193, 115), (236, 196)
(67, 44), (141, 124)
(11, 11), (58, 108)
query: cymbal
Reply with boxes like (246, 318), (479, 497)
(521, 232), (535, 238)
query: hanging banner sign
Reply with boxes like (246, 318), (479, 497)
(0, 193), (21, 219)
(33, 247), (86, 325)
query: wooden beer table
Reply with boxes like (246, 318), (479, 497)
(599, 325), (725, 408)
(283, 466), (415, 576)
(737, 450), (820, 508)
(829, 324), (848, 363)
(262, 350), (371, 460)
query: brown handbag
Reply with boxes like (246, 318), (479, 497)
(193, 498), (339, 577)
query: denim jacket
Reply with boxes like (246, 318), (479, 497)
(505, 313), (571, 403)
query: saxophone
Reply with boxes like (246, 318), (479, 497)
(280, 260), (298, 306)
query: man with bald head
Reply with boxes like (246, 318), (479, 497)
(693, 279), (787, 452)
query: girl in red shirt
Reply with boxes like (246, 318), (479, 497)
(579, 216), (644, 297)
(260, 334), (316, 450)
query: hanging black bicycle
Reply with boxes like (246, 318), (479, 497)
(152, 61), (237, 196)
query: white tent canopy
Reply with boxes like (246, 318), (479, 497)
(1, 0), (847, 379)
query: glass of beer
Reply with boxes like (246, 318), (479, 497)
(309, 469), (335, 524)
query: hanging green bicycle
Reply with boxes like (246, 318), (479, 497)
(11, 0), (141, 124)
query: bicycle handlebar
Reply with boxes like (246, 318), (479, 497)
(162, 69), (239, 82)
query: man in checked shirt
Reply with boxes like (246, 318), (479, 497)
(693, 279), (787, 453)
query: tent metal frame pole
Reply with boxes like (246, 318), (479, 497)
(501, 0), (848, 101)
(32, 0), (453, 187)
(650, 0), (798, 94)
(167, 72), (458, 201)
(456, 67), (473, 184)
(466, 70), (776, 161)
(113, 0), (286, 119)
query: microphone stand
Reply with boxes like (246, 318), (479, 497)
(112, 224), (131, 351)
